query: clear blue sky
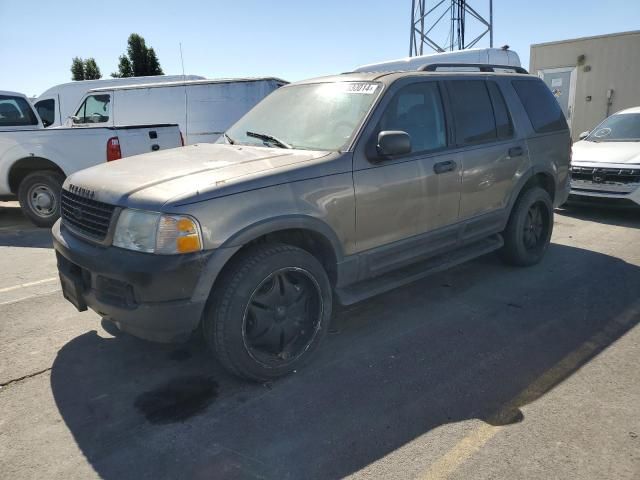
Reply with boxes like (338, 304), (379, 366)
(1, 0), (639, 96)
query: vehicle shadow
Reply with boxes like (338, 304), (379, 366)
(558, 202), (640, 229)
(49, 243), (640, 479)
(0, 203), (53, 248)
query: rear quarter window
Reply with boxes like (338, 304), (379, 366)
(0, 95), (39, 127)
(512, 79), (568, 134)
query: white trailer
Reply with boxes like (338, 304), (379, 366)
(70, 77), (287, 145)
(34, 75), (204, 128)
(354, 47), (521, 73)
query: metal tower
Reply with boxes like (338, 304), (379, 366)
(410, 0), (493, 56)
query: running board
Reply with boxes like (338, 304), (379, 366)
(335, 234), (504, 306)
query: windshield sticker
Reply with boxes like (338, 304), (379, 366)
(346, 83), (378, 94)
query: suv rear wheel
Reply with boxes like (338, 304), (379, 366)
(203, 243), (332, 381)
(500, 186), (553, 266)
(18, 171), (65, 228)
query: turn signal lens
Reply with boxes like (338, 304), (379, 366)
(156, 215), (202, 254)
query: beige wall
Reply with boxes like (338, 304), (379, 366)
(530, 31), (640, 139)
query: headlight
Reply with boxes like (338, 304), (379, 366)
(112, 209), (202, 254)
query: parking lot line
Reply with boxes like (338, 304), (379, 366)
(0, 288), (62, 306)
(419, 301), (640, 480)
(0, 277), (58, 294)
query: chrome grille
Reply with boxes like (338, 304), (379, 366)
(61, 190), (115, 241)
(570, 166), (640, 194)
(571, 166), (640, 184)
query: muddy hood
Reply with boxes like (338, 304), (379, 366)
(572, 140), (640, 165)
(64, 144), (335, 209)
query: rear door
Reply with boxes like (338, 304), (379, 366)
(538, 67), (576, 130)
(116, 125), (182, 158)
(446, 79), (527, 222)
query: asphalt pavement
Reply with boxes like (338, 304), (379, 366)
(1, 200), (639, 479)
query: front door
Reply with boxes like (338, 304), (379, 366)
(353, 80), (461, 254)
(538, 67), (576, 130)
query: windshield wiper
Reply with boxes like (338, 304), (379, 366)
(246, 131), (292, 149)
(223, 132), (235, 145)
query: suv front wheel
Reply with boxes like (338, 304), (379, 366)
(203, 243), (332, 381)
(500, 186), (553, 267)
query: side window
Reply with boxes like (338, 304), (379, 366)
(512, 80), (568, 133)
(379, 82), (447, 153)
(74, 94), (111, 124)
(486, 82), (514, 139)
(34, 99), (55, 127)
(0, 95), (39, 127)
(447, 80), (496, 145)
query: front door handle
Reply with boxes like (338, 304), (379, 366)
(434, 160), (456, 174)
(508, 146), (524, 157)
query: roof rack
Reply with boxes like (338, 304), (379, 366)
(420, 63), (529, 74)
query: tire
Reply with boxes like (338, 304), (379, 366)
(203, 243), (332, 382)
(500, 186), (554, 267)
(17, 171), (65, 228)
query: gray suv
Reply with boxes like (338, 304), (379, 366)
(53, 71), (571, 381)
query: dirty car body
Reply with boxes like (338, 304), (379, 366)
(53, 71), (570, 380)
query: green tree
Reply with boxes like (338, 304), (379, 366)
(147, 47), (163, 75)
(71, 57), (85, 81)
(112, 55), (133, 78)
(112, 33), (164, 78)
(83, 58), (102, 80)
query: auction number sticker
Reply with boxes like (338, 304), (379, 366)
(345, 83), (378, 94)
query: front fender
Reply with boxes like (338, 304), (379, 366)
(221, 214), (345, 261)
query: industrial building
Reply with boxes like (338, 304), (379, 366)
(530, 30), (640, 139)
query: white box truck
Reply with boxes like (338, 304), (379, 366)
(0, 91), (182, 226)
(70, 77), (287, 144)
(34, 75), (204, 128)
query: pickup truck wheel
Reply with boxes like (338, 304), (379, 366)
(18, 171), (65, 228)
(500, 186), (553, 267)
(203, 243), (332, 382)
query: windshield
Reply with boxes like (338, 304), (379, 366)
(587, 113), (640, 141)
(225, 82), (381, 151)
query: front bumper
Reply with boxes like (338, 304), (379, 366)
(52, 220), (239, 342)
(569, 162), (640, 207)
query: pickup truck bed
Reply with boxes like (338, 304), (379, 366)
(0, 122), (182, 226)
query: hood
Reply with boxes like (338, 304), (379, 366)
(64, 144), (340, 209)
(572, 140), (640, 165)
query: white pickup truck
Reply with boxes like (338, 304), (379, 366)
(0, 90), (182, 226)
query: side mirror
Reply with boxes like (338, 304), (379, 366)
(578, 131), (590, 140)
(377, 131), (411, 157)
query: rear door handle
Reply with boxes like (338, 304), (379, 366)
(508, 146), (524, 157)
(434, 160), (456, 174)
